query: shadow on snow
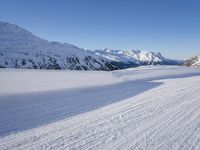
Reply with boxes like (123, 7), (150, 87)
(0, 72), (199, 137)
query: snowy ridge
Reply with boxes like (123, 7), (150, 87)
(88, 49), (182, 66)
(0, 22), (119, 70)
(184, 55), (200, 68)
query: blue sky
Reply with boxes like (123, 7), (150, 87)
(0, 0), (200, 59)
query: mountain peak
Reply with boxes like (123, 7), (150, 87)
(0, 21), (34, 38)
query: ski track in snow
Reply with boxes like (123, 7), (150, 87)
(0, 66), (200, 149)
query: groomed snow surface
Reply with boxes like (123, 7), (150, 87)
(0, 66), (200, 150)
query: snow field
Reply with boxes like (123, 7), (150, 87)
(0, 66), (200, 149)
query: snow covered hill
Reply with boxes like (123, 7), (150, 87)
(0, 21), (181, 70)
(0, 66), (200, 149)
(184, 55), (200, 68)
(0, 22), (119, 70)
(88, 49), (182, 66)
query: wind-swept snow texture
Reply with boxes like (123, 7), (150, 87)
(0, 66), (200, 150)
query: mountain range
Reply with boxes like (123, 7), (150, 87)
(0, 21), (185, 70)
(88, 49), (181, 67)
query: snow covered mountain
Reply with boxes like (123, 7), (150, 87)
(184, 55), (200, 68)
(88, 49), (182, 67)
(0, 21), (181, 70)
(0, 22), (119, 70)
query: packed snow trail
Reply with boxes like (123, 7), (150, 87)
(0, 66), (200, 149)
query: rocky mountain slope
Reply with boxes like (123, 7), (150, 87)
(184, 55), (200, 68)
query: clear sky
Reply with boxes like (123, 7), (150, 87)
(0, 0), (200, 59)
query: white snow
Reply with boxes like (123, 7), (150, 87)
(0, 69), (120, 95)
(0, 66), (200, 149)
